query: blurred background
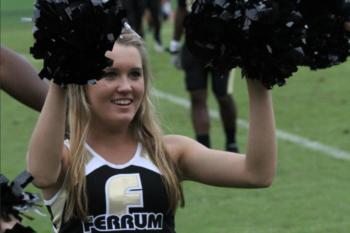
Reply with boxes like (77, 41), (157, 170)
(1, 0), (349, 232)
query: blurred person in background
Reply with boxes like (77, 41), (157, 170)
(161, 0), (172, 21)
(121, 0), (145, 36)
(144, 0), (164, 52)
(121, 0), (164, 52)
(168, 0), (240, 152)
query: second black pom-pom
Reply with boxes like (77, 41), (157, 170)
(185, 0), (307, 89)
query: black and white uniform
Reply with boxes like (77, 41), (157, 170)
(45, 142), (175, 233)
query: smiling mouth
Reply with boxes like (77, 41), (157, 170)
(111, 99), (133, 106)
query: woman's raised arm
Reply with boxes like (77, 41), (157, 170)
(26, 82), (67, 189)
(169, 79), (276, 188)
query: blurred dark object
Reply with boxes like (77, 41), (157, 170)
(184, 0), (350, 89)
(0, 171), (40, 233)
(298, 0), (350, 70)
(184, 0), (306, 89)
(30, 0), (126, 85)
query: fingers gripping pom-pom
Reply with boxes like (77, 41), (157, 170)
(30, 0), (126, 85)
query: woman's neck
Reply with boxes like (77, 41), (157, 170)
(86, 124), (138, 164)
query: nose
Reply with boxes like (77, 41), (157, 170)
(116, 75), (132, 93)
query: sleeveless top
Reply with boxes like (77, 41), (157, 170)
(44, 142), (176, 233)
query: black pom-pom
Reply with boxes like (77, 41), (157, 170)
(341, 0), (350, 21)
(184, 0), (241, 71)
(30, 0), (126, 85)
(185, 0), (307, 89)
(298, 0), (350, 70)
(240, 0), (306, 88)
(0, 171), (41, 232)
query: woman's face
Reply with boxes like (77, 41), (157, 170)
(86, 43), (145, 129)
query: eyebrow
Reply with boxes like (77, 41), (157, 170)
(104, 67), (143, 72)
(130, 67), (143, 72)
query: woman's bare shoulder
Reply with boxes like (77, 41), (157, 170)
(162, 134), (198, 162)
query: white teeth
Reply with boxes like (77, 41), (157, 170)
(112, 99), (132, 105)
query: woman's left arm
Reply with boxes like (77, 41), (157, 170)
(244, 79), (276, 187)
(167, 79), (276, 188)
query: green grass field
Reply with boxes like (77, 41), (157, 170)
(1, 1), (350, 232)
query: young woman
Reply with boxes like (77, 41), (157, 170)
(27, 28), (276, 233)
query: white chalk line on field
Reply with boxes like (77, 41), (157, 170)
(20, 51), (350, 161)
(154, 89), (350, 161)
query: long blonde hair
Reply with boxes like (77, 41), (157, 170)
(65, 28), (184, 221)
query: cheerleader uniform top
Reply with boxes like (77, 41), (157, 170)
(44, 141), (176, 233)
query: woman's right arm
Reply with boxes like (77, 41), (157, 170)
(26, 82), (67, 189)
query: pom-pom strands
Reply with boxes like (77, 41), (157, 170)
(298, 0), (350, 70)
(0, 171), (41, 232)
(185, 0), (306, 89)
(185, 0), (350, 88)
(30, 0), (126, 85)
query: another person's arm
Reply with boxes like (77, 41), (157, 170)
(0, 46), (48, 111)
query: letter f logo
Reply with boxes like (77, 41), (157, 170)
(105, 174), (143, 215)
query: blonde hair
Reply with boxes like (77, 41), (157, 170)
(65, 28), (184, 221)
